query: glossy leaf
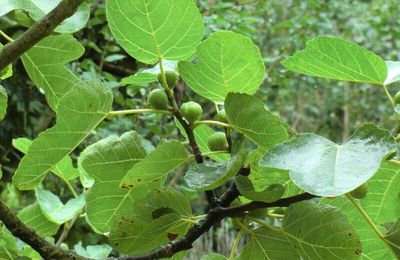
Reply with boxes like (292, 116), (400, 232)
(0, 85), (7, 121)
(17, 203), (59, 236)
(225, 93), (288, 148)
(74, 242), (112, 259)
(179, 31), (265, 102)
(282, 36), (387, 85)
(35, 189), (85, 225)
(21, 34), (84, 110)
(240, 201), (362, 260)
(109, 190), (192, 254)
(185, 147), (247, 190)
(13, 138), (79, 181)
(385, 61), (400, 85)
(0, 0), (90, 33)
(261, 124), (396, 196)
(81, 131), (161, 233)
(323, 162), (400, 259)
(235, 175), (285, 203)
(120, 141), (189, 189)
(106, 0), (204, 64)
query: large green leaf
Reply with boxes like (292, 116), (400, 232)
(21, 34), (84, 110)
(120, 141), (189, 189)
(13, 138), (79, 181)
(74, 242), (112, 259)
(261, 124), (396, 197)
(13, 80), (113, 190)
(17, 203), (60, 236)
(109, 190), (193, 254)
(0, 0), (90, 33)
(0, 85), (7, 121)
(106, 0), (204, 64)
(35, 189), (85, 225)
(282, 36), (387, 85)
(81, 131), (162, 233)
(225, 93), (288, 148)
(179, 31), (265, 102)
(184, 148), (247, 190)
(240, 201), (362, 260)
(323, 162), (400, 259)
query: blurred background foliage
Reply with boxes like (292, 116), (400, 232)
(0, 0), (400, 256)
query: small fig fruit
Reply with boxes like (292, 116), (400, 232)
(207, 132), (228, 151)
(158, 70), (179, 89)
(147, 89), (169, 110)
(218, 109), (228, 123)
(180, 101), (202, 123)
(394, 92), (400, 104)
(350, 182), (368, 199)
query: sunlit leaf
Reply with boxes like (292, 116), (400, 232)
(282, 36), (387, 85)
(106, 0), (204, 64)
(384, 61), (400, 86)
(261, 124), (396, 196)
(179, 31), (265, 102)
(81, 131), (162, 233)
(225, 93), (288, 148)
(120, 141), (189, 189)
(35, 189), (85, 225)
(74, 242), (112, 259)
(121, 60), (177, 86)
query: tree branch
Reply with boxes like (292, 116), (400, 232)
(0, 200), (85, 260)
(0, 0), (85, 71)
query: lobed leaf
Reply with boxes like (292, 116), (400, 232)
(179, 31), (265, 102)
(106, 0), (204, 64)
(17, 203), (60, 236)
(81, 131), (161, 233)
(74, 242), (112, 259)
(109, 190), (192, 254)
(235, 175), (285, 203)
(261, 124), (396, 197)
(282, 36), (387, 85)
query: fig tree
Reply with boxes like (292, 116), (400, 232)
(395, 91), (400, 104)
(158, 70), (179, 89)
(218, 109), (228, 123)
(180, 101), (202, 123)
(147, 89), (169, 110)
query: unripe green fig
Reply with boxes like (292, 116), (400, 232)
(207, 132), (228, 151)
(180, 101), (202, 123)
(218, 109), (228, 123)
(158, 70), (179, 89)
(147, 89), (169, 110)
(395, 92), (400, 104)
(350, 183), (368, 199)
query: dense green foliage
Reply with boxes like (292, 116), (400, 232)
(0, 0), (399, 259)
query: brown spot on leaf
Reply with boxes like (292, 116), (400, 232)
(167, 233), (178, 241)
(355, 249), (362, 255)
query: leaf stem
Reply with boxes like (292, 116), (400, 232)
(387, 159), (400, 167)
(108, 109), (173, 116)
(0, 30), (14, 43)
(229, 229), (243, 260)
(64, 180), (78, 198)
(382, 85), (395, 108)
(345, 194), (395, 251)
(192, 120), (232, 129)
